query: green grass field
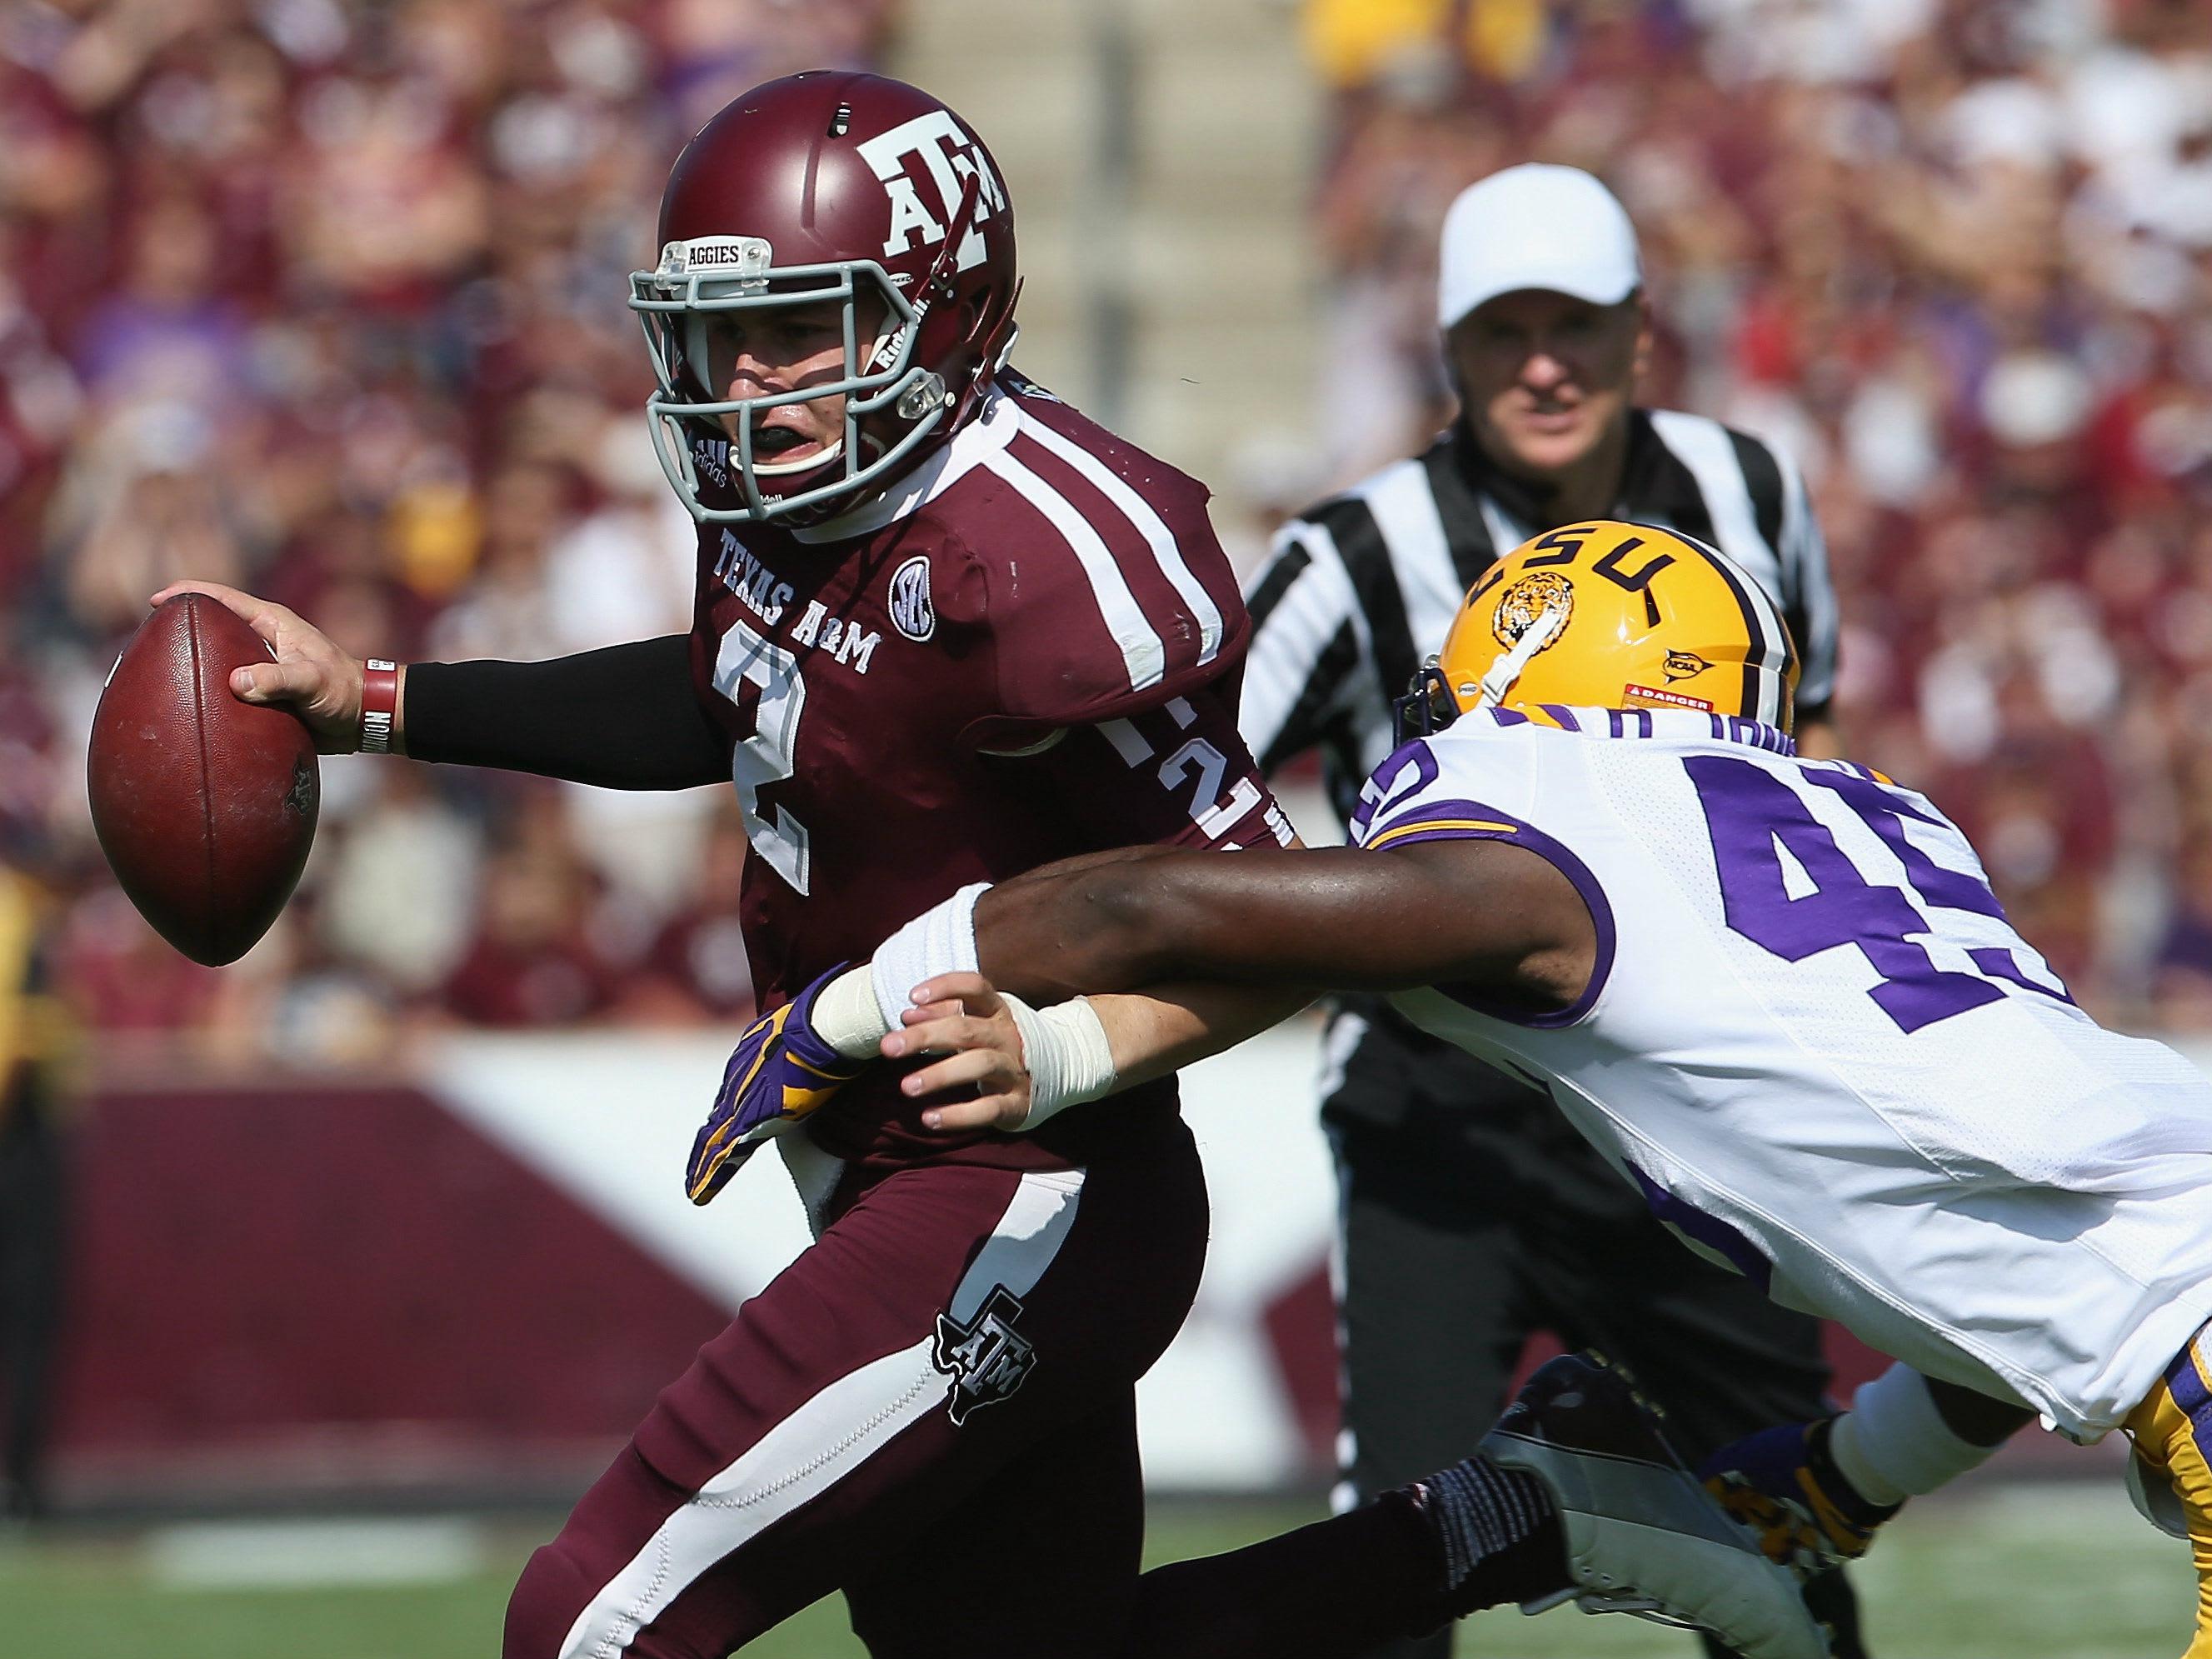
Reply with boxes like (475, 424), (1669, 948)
(0, 1480), (2192, 1657)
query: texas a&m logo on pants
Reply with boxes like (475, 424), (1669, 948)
(931, 1285), (1036, 1425)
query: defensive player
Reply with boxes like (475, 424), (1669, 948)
(763, 518), (2212, 1656)
(155, 76), (1821, 1659)
(1247, 162), (1866, 1659)
(1240, 161), (1861, 1659)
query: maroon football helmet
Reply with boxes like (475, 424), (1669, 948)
(630, 72), (1020, 523)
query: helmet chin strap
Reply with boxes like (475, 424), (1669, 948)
(1473, 603), (1566, 709)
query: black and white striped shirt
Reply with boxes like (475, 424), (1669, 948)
(1241, 410), (1837, 824)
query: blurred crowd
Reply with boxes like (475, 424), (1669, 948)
(1301, 0), (2212, 1025)
(0, 0), (893, 1061)
(5, 0), (2212, 1058)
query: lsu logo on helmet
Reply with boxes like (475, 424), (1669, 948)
(1404, 521), (1798, 737)
(1493, 570), (1575, 652)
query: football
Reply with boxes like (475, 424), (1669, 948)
(87, 594), (320, 967)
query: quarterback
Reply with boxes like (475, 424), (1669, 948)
(768, 518), (2212, 1655)
(153, 76), (1821, 1659)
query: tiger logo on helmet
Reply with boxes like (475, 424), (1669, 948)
(1492, 570), (1575, 653)
(1396, 521), (1799, 740)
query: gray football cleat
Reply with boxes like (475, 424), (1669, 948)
(1481, 1353), (1830, 1659)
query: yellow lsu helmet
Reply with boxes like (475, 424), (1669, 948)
(1398, 520), (1800, 739)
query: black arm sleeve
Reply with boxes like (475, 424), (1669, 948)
(403, 635), (729, 790)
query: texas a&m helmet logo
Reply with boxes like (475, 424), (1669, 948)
(856, 108), (1008, 272)
(931, 1286), (1036, 1425)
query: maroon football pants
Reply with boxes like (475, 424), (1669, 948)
(506, 1121), (1454, 1657)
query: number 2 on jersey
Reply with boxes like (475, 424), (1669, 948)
(713, 617), (811, 893)
(1686, 755), (2031, 1034)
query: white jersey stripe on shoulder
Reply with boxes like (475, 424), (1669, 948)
(982, 446), (1166, 690)
(1017, 413), (1224, 667)
(1356, 459), (1464, 657)
(557, 1170), (1086, 1658)
(1645, 411), (1778, 581)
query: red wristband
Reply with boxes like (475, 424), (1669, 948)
(360, 659), (399, 754)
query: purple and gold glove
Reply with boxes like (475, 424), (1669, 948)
(687, 965), (867, 1205)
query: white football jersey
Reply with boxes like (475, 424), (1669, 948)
(1349, 705), (2212, 1437)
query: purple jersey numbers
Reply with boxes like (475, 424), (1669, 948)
(1799, 767), (2006, 923)
(1686, 755), (2019, 1034)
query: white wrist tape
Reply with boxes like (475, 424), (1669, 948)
(1831, 1363), (2001, 1503)
(812, 966), (892, 1062)
(1001, 993), (1117, 1131)
(870, 883), (990, 1029)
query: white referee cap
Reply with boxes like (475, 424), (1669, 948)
(1437, 163), (1642, 331)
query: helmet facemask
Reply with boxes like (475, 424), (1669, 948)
(1393, 660), (1461, 745)
(631, 237), (951, 523)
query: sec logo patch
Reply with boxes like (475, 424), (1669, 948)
(890, 554), (935, 642)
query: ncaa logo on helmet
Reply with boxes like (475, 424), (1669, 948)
(889, 554), (936, 642)
(856, 109), (1008, 272)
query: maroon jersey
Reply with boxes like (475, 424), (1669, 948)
(687, 376), (1290, 1167)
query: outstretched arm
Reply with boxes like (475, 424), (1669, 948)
(685, 834), (1595, 1160)
(887, 837), (1595, 1132)
(152, 582), (727, 787)
(968, 838), (1594, 1007)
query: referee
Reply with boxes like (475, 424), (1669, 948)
(1244, 164), (1865, 1659)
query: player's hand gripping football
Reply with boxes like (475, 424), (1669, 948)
(687, 966), (869, 1204)
(885, 973), (1036, 1133)
(148, 581), (371, 753)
